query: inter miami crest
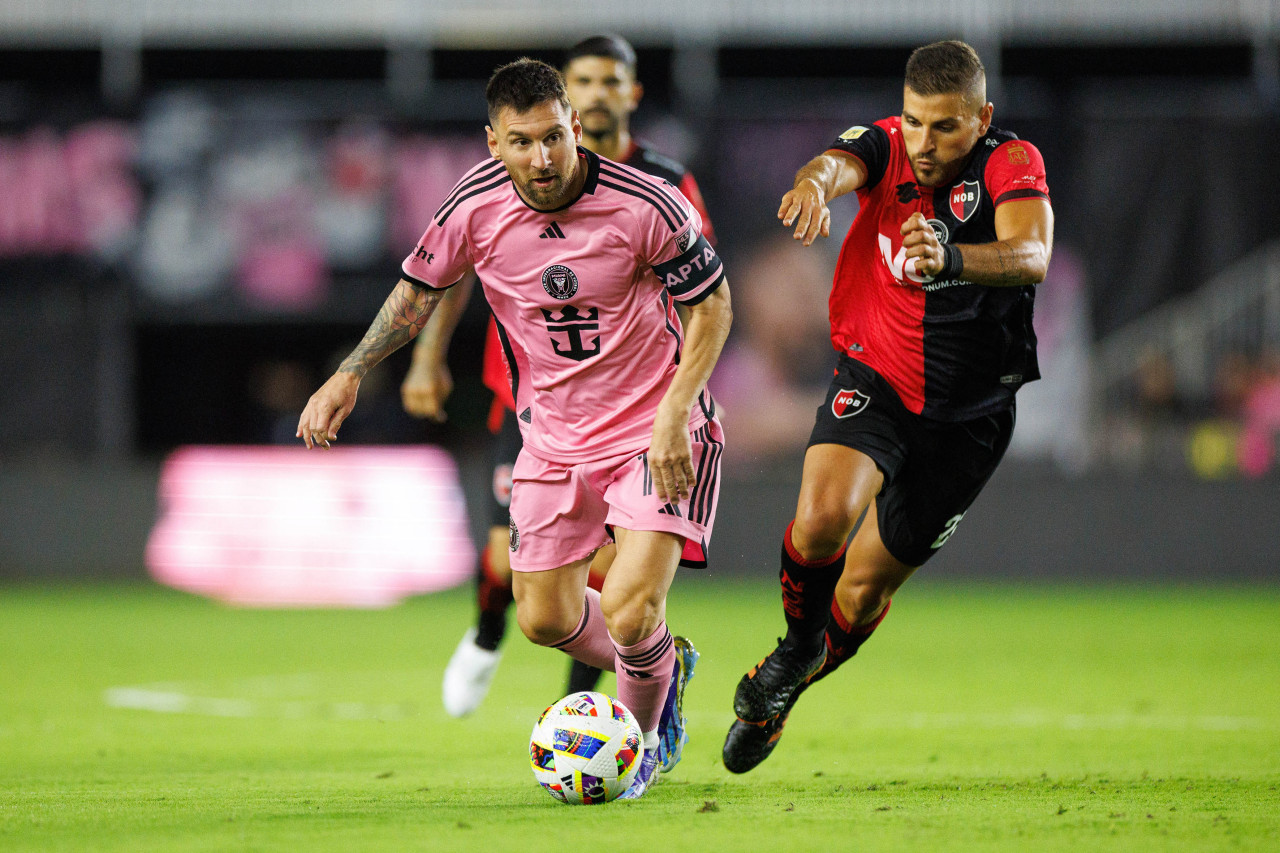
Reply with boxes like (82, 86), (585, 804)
(541, 264), (578, 300)
(949, 180), (981, 222)
(832, 388), (870, 419)
(508, 518), (520, 552)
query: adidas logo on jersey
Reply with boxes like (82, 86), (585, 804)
(539, 222), (566, 239)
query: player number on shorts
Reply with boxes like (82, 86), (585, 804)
(931, 513), (966, 549)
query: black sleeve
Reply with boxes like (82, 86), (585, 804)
(827, 124), (890, 191)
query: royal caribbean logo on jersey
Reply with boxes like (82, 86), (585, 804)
(832, 388), (870, 419)
(949, 181), (980, 222)
(541, 264), (579, 300)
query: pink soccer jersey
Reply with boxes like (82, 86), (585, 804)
(401, 148), (725, 464)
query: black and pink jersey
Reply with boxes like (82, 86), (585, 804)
(825, 117), (1051, 421)
(403, 147), (723, 464)
(479, 141), (716, 421)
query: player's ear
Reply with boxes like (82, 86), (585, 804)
(629, 80), (644, 111)
(978, 102), (993, 135)
(486, 126), (500, 159)
(570, 110), (583, 144)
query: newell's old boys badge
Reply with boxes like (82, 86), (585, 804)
(541, 264), (578, 300)
(832, 388), (870, 419)
(949, 181), (980, 222)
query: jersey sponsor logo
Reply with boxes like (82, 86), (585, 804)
(949, 181), (981, 222)
(896, 182), (921, 203)
(832, 388), (870, 419)
(541, 264), (579, 299)
(1006, 143), (1030, 165)
(839, 125), (869, 140)
(877, 233), (930, 286)
(541, 305), (601, 361)
(927, 218), (950, 244)
(931, 513), (965, 549)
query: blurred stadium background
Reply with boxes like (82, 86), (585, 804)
(2, 0), (1279, 590)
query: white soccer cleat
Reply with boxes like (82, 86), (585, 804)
(441, 628), (502, 717)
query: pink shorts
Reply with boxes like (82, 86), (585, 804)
(507, 419), (723, 572)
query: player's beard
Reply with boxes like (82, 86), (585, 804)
(521, 168), (569, 208)
(908, 154), (946, 187)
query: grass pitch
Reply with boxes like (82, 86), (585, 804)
(1, 577), (1277, 852)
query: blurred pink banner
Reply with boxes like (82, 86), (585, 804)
(146, 446), (475, 607)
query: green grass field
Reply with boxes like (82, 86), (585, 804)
(1, 577), (1277, 852)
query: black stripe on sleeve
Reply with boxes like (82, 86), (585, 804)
(994, 188), (1050, 206)
(400, 270), (457, 292)
(597, 178), (678, 231)
(598, 163), (688, 227)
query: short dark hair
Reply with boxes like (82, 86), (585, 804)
(564, 34), (637, 74)
(485, 58), (572, 126)
(904, 40), (986, 107)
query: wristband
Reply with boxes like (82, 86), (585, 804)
(937, 242), (963, 281)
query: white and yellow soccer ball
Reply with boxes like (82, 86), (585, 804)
(529, 691), (643, 805)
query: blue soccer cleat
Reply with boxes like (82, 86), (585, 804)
(656, 635), (699, 773)
(617, 747), (660, 801)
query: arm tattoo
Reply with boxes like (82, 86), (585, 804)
(991, 244), (1025, 287)
(339, 282), (443, 377)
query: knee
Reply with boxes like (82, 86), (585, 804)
(791, 504), (857, 560)
(600, 590), (662, 648)
(515, 599), (579, 647)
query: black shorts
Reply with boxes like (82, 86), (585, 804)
(486, 410), (523, 529)
(808, 355), (1015, 567)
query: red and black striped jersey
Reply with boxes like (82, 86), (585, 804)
(826, 117), (1051, 421)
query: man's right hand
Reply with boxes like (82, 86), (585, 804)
(401, 359), (452, 422)
(778, 178), (831, 247)
(298, 371), (361, 449)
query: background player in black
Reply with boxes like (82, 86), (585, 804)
(723, 40), (1054, 772)
(402, 35), (718, 717)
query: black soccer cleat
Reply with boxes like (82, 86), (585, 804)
(732, 638), (825, 723)
(722, 681), (808, 774)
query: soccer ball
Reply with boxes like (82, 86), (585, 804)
(529, 691), (643, 805)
